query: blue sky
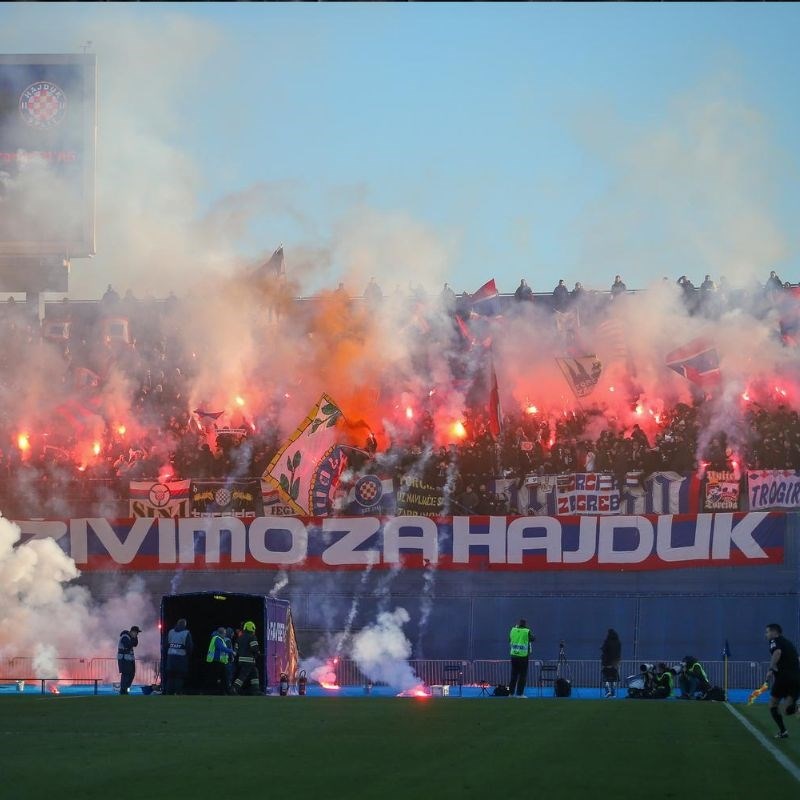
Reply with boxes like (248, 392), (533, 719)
(2, 2), (799, 298)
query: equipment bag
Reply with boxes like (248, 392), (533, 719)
(555, 678), (572, 697)
(493, 684), (510, 696)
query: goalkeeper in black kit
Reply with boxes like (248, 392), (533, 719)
(765, 623), (800, 739)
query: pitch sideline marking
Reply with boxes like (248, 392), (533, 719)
(724, 702), (800, 783)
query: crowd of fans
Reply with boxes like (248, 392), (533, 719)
(0, 270), (798, 518)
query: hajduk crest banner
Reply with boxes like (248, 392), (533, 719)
(263, 395), (347, 516)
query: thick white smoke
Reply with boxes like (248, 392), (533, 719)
(0, 514), (158, 677)
(350, 607), (420, 692)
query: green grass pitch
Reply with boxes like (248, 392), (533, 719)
(1, 697), (798, 799)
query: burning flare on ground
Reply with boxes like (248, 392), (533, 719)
(396, 684), (430, 698)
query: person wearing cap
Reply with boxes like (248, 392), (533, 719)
(232, 621), (261, 695)
(117, 625), (141, 695)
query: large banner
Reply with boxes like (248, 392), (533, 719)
(262, 394), (347, 516)
(14, 512), (785, 572)
(508, 471), (701, 516)
(190, 480), (263, 517)
(129, 480), (191, 518)
(747, 470), (800, 510)
(0, 54), (96, 257)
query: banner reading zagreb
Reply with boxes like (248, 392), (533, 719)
(555, 473), (619, 515)
(14, 512), (784, 572)
(747, 470), (800, 510)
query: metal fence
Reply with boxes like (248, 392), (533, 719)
(0, 657), (160, 686)
(306, 658), (771, 691)
(0, 656), (771, 691)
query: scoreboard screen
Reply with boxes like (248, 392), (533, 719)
(0, 54), (96, 258)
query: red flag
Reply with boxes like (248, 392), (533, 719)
(665, 337), (721, 387)
(456, 315), (476, 346)
(471, 278), (498, 304)
(469, 279), (502, 316)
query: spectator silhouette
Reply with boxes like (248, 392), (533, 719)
(552, 279), (569, 311)
(514, 279), (533, 302)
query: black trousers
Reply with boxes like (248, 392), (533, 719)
(118, 661), (135, 695)
(509, 656), (529, 696)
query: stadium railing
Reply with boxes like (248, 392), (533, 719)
(0, 657), (771, 692)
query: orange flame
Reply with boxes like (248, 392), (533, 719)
(17, 433), (30, 452)
(526, 404), (538, 415)
(397, 684), (430, 698)
(49, 685), (60, 695)
(405, 406), (414, 420)
(92, 441), (101, 456)
(235, 395), (246, 407)
(451, 421), (467, 439)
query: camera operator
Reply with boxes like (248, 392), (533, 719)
(652, 663), (674, 699)
(627, 663), (656, 698)
(678, 656), (710, 699)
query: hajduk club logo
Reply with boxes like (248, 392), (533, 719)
(19, 81), (68, 129)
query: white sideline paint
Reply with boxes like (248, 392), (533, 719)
(725, 702), (800, 783)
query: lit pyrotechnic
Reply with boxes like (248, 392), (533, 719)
(450, 421), (467, 439)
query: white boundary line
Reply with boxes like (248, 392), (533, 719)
(725, 702), (800, 783)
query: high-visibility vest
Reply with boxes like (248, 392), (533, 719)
(207, 635), (228, 664)
(509, 627), (531, 657)
(689, 661), (708, 683)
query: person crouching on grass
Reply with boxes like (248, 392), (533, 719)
(765, 623), (800, 739)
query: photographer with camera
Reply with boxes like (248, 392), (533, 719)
(678, 656), (710, 699)
(653, 663), (674, 699)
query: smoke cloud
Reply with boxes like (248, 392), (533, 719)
(0, 514), (158, 676)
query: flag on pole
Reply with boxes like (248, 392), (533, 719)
(262, 245), (285, 277)
(665, 337), (721, 387)
(556, 356), (603, 398)
(488, 361), (502, 437)
(722, 640), (732, 659)
(469, 278), (502, 316)
(263, 394), (347, 516)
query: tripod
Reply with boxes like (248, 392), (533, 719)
(557, 640), (580, 697)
